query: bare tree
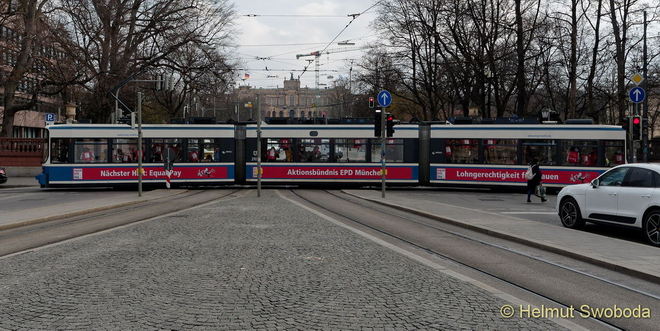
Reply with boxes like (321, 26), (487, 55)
(372, 0), (448, 121)
(50, 0), (235, 123)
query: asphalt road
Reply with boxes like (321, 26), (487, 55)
(0, 187), (130, 214)
(383, 187), (646, 244)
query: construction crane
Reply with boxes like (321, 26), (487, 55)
(296, 46), (367, 89)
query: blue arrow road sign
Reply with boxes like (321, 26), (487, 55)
(629, 87), (646, 103)
(45, 113), (56, 122)
(377, 90), (392, 107)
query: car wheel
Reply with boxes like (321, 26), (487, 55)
(642, 210), (660, 247)
(559, 197), (584, 229)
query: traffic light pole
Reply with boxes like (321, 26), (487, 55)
(381, 108), (386, 198)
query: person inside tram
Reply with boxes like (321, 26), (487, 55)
(266, 146), (278, 161)
(80, 147), (95, 162)
(214, 147), (221, 161)
(581, 150), (597, 167)
(115, 149), (125, 162)
(613, 150), (624, 164)
(188, 148), (200, 162)
(297, 145), (307, 161)
(310, 146), (321, 162)
(152, 145), (163, 162)
(277, 148), (287, 161)
(566, 147), (579, 164)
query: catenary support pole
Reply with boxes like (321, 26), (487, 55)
(137, 92), (143, 197)
(381, 109), (386, 198)
(257, 94), (262, 197)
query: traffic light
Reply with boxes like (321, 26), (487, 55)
(374, 110), (382, 137)
(386, 114), (395, 137)
(621, 117), (629, 132)
(632, 115), (641, 140)
(369, 97), (375, 108)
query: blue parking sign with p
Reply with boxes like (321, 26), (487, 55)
(45, 113), (56, 122)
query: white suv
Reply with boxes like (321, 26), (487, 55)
(557, 164), (660, 246)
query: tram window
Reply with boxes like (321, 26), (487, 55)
(483, 139), (517, 164)
(335, 138), (367, 163)
(187, 139), (201, 162)
(112, 139), (137, 163)
(603, 140), (625, 166)
(522, 140), (557, 165)
(51, 138), (71, 163)
(444, 139), (478, 164)
(200, 139), (218, 162)
(297, 138), (330, 162)
(74, 139), (108, 163)
(263, 138), (293, 162)
(150, 139), (181, 163)
(372, 139), (404, 163)
(215, 138), (234, 162)
(563, 140), (598, 167)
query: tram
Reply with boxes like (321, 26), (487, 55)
(241, 124), (419, 184)
(37, 124), (235, 186)
(425, 124), (626, 187)
(36, 122), (627, 189)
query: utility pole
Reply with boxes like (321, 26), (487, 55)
(642, 11), (649, 162)
(257, 94), (262, 197)
(380, 110), (386, 198)
(137, 92), (143, 197)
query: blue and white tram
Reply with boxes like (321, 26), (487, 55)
(242, 124), (420, 184)
(37, 124), (235, 187)
(36, 122), (628, 189)
(426, 124), (627, 187)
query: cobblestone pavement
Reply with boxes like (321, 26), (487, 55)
(0, 190), (563, 330)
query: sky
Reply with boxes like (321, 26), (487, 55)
(229, 0), (380, 89)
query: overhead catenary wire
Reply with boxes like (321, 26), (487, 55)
(298, 1), (383, 80)
(242, 14), (348, 18)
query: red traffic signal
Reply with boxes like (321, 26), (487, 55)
(369, 97), (375, 108)
(632, 115), (642, 140)
(386, 114), (395, 137)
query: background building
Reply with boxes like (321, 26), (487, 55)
(233, 74), (350, 120)
(0, 10), (68, 138)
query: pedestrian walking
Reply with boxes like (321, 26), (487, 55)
(526, 159), (546, 203)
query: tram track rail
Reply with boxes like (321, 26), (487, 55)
(287, 189), (659, 330)
(0, 189), (243, 258)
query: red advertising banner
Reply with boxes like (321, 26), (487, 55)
(433, 166), (602, 185)
(248, 165), (416, 180)
(72, 166), (229, 181)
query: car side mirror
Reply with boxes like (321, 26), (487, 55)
(591, 179), (599, 188)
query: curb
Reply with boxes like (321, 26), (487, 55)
(341, 190), (660, 284)
(0, 185), (38, 189)
(0, 190), (189, 232)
